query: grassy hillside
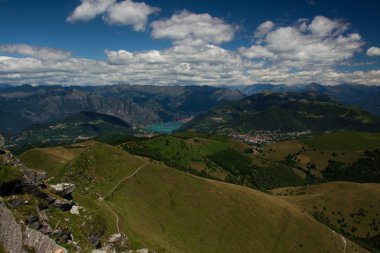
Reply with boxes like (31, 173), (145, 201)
(272, 182), (380, 252)
(122, 132), (306, 190)
(261, 131), (380, 176)
(181, 92), (380, 133)
(122, 134), (235, 180)
(301, 131), (380, 151)
(108, 163), (363, 253)
(19, 142), (367, 253)
(18, 144), (88, 179)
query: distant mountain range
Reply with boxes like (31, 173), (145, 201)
(238, 83), (380, 116)
(1, 83), (380, 135)
(0, 84), (244, 133)
(181, 92), (380, 133)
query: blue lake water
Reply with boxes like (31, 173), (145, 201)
(145, 121), (185, 134)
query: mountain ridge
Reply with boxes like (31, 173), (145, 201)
(238, 83), (380, 116)
(181, 92), (380, 133)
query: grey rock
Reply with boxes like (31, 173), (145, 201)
(39, 221), (53, 235)
(0, 135), (5, 154)
(36, 209), (53, 235)
(69, 205), (82, 215)
(51, 229), (71, 244)
(27, 213), (41, 230)
(107, 233), (129, 252)
(90, 250), (112, 253)
(1, 151), (45, 188)
(51, 198), (73, 211)
(135, 249), (151, 253)
(34, 171), (47, 186)
(6, 198), (24, 208)
(0, 202), (23, 253)
(24, 227), (67, 253)
(90, 233), (135, 253)
(87, 230), (105, 249)
(37, 209), (50, 222)
(50, 183), (75, 199)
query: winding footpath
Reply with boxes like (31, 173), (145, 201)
(332, 231), (347, 253)
(100, 161), (150, 233)
(103, 162), (149, 200)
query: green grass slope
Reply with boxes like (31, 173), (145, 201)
(122, 134), (236, 180)
(272, 182), (380, 252)
(261, 131), (380, 174)
(301, 131), (380, 151)
(19, 142), (366, 253)
(18, 144), (87, 178)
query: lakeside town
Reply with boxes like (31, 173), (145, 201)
(229, 130), (312, 146)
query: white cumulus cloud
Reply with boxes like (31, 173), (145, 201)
(104, 0), (160, 30)
(308, 16), (348, 37)
(0, 15), (379, 87)
(254, 20), (275, 39)
(67, 0), (159, 31)
(367, 47), (380, 57)
(0, 44), (71, 61)
(239, 16), (364, 68)
(238, 45), (275, 59)
(67, 0), (115, 22)
(151, 10), (235, 44)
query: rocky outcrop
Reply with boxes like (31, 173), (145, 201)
(0, 135), (74, 211)
(1, 200), (68, 253)
(4, 153), (42, 186)
(0, 135), (153, 253)
(0, 134), (71, 252)
(89, 233), (156, 253)
(34, 171), (47, 187)
(0, 135), (5, 154)
(90, 233), (129, 253)
(24, 227), (67, 253)
(50, 198), (73, 211)
(0, 201), (23, 253)
(50, 183), (75, 199)
(87, 230), (104, 248)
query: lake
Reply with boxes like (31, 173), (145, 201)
(145, 121), (185, 134)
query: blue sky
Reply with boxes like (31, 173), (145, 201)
(0, 0), (379, 86)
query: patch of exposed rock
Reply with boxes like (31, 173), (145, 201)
(90, 233), (156, 253)
(24, 227), (68, 253)
(0, 135), (74, 211)
(90, 233), (129, 253)
(70, 205), (82, 215)
(0, 201), (23, 253)
(50, 183), (75, 199)
(0, 134), (155, 253)
(0, 134), (72, 252)
(0, 135), (5, 154)
(0, 201), (67, 253)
